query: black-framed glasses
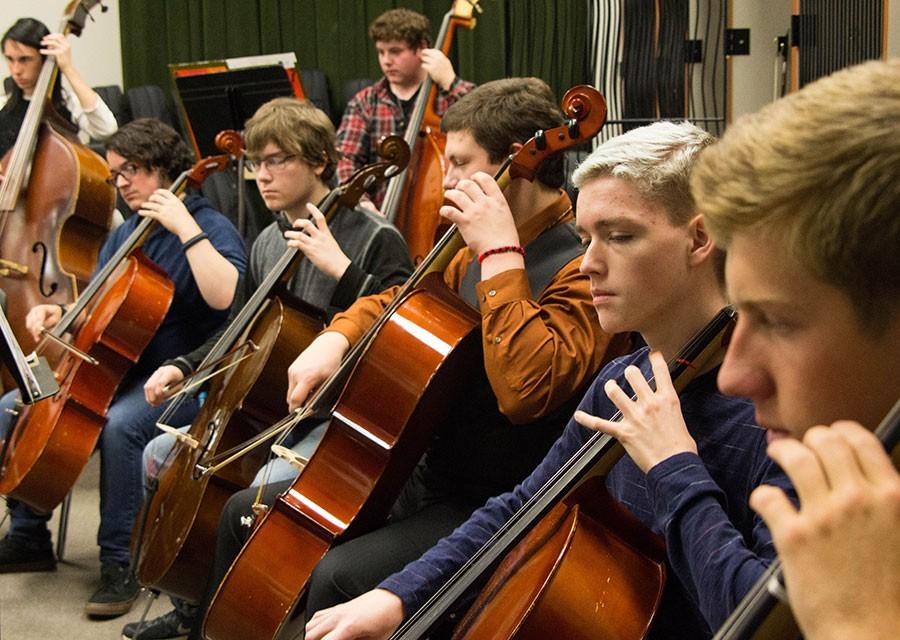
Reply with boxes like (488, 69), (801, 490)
(106, 162), (140, 186)
(244, 153), (298, 173)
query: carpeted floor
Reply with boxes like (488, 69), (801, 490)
(0, 456), (171, 639)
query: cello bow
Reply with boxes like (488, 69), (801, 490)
(200, 85), (609, 640)
(129, 137), (410, 603)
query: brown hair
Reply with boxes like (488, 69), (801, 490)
(243, 97), (338, 181)
(369, 8), (431, 49)
(105, 118), (193, 183)
(441, 77), (566, 188)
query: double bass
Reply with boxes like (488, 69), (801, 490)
(0, 0), (114, 388)
(202, 85), (608, 640)
(0, 153), (233, 514)
(131, 137), (410, 604)
(381, 0), (480, 263)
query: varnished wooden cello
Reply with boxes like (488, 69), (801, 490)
(710, 397), (900, 640)
(201, 85), (609, 640)
(0, 152), (233, 514)
(131, 136), (410, 605)
(390, 308), (737, 640)
(0, 0), (114, 388)
(380, 0), (480, 263)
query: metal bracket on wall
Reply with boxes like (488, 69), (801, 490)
(685, 39), (703, 63)
(725, 28), (751, 55)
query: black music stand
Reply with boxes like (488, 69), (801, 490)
(173, 65), (296, 158)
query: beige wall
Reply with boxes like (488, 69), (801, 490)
(732, 1), (898, 120)
(730, 0), (793, 120)
(0, 0), (123, 92)
(890, 0), (900, 57)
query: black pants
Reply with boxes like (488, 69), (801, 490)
(190, 466), (481, 639)
(188, 478), (293, 640)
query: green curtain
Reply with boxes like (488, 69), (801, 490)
(120, 0), (589, 124)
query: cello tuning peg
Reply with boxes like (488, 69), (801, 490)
(534, 130), (547, 151)
(567, 119), (581, 140)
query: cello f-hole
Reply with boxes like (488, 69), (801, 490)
(32, 241), (58, 297)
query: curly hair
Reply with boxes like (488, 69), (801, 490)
(104, 118), (194, 183)
(368, 8), (431, 48)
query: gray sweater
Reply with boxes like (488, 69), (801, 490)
(170, 205), (413, 374)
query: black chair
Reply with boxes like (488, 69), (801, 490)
(299, 69), (333, 123)
(93, 85), (129, 126)
(125, 84), (173, 128)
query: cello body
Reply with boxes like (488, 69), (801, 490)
(134, 295), (324, 603)
(392, 120), (447, 264)
(203, 272), (486, 640)
(0, 118), (115, 383)
(0, 251), (172, 512)
(452, 475), (666, 640)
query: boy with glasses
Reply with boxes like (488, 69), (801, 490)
(0, 118), (246, 620)
(120, 97), (413, 640)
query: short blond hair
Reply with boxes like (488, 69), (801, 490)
(691, 59), (900, 330)
(243, 97), (338, 180)
(572, 120), (714, 225)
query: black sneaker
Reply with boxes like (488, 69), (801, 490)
(0, 535), (56, 573)
(85, 562), (140, 618)
(121, 609), (192, 639)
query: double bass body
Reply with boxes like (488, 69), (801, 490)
(0, 119), (115, 370)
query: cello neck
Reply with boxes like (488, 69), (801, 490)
(380, 1), (478, 222)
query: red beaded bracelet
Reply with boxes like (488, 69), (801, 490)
(477, 245), (526, 264)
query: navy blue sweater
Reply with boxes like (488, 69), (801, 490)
(95, 195), (247, 377)
(380, 347), (794, 637)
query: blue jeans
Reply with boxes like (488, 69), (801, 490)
(98, 378), (200, 565)
(1, 379), (200, 564)
(143, 418), (327, 490)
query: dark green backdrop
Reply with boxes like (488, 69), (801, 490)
(119, 0), (590, 123)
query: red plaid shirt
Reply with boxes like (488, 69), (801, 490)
(335, 76), (475, 208)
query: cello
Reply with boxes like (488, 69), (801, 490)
(201, 85), (608, 640)
(0, 0), (114, 388)
(0, 153), (232, 514)
(380, 0), (480, 263)
(131, 136), (410, 604)
(709, 397), (900, 640)
(391, 308), (737, 640)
